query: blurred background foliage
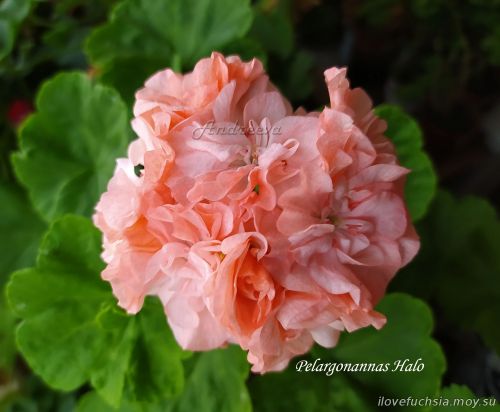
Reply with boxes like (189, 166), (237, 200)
(1, 0), (500, 411)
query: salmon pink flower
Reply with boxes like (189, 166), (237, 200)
(94, 53), (419, 373)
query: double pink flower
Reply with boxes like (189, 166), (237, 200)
(94, 52), (419, 373)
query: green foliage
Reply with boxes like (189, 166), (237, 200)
(7, 215), (186, 408)
(394, 190), (500, 354)
(221, 37), (267, 67)
(276, 50), (314, 102)
(78, 391), (164, 412)
(0, 0), (32, 60)
(0, 0), (115, 81)
(86, 0), (253, 103)
(12, 72), (130, 222)
(375, 104), (437, 221)
(355, 0), (500, 106)
(251, 294), (446, 412)
(0, 184), (45, 373)
(249, 0), (293, 59)
(483, 26), (500, 65)
(328, 294), (445, 401)
(0, 295), (16, 372)
(0, 184), (46, 280)
(245, 0), (314, 104)
(0, 375), (77, 412)
(250, 366), (375, 412)
(77, 347), (252, 412)
(166, 346), (251, 412)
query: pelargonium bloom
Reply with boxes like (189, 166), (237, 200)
(94, 52), (419, 373)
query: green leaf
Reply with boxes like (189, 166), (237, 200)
(0, 184), (46, 282)
(78, 391), (167, 412)
(0, 0), (32, 60)
(85, 0), (253, 101)
(125, 301), (187, 404)
(221, 37), (268, 68)
(327, 293), (446, 401)
(375, 104), (437, 221)
(251, 294), (445, 412)
(166, 346), (251, 412)
(250, 364), (377, 412)
(393, 190), (500, 355)
(0, 295), (16, 372)
(78, 346), (251, 412)
(0, 375), (78, 412)
(0, 184), (46, 374)
(275, 50), (314, 102)
(249, 0), (294, 58)
(483, 26), (500, 65)
(98, 56), (168, 108)
(11, 72), (130, 222)
(7, 215), (185, 407)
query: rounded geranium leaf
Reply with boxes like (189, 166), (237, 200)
(7, 216), (110, 390)
(77, 392), (151, 412)
(375, 104), (437, 221)
(248, 1), (293, 59)
(250, 294), (445, 411)
(78, 346), (251, 412)
(87, 0), (252, 67)
(12, 72), (130, 222)
(0, 297), (16, 372)
(6, 215), (185, 407)
(85, 0), (253, 102)
(331, 294), (446, 399)
(250, 366), (377, 412)
(167, 346), (251, 412)
(0, 0), (32, 60)
(394, 190), (500, 355)
(313, 294), (445, 404)
(0, 184), (46, 282)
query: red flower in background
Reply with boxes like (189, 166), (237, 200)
(7, 99), (33, 126)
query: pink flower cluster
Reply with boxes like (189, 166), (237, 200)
(94, 52), (419, 373)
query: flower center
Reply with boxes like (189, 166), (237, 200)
(327, 215), (341, 226)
